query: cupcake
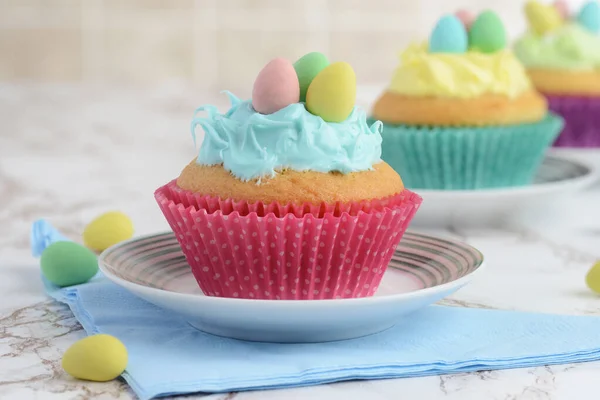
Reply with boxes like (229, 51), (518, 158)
(515, 1), (600, 147)
(371, 11), (564, 190)
(154, 55), (422, 300)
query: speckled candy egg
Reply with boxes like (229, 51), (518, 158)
(586, 261), (600, 293)
(305, 62), (356, 123)
(40, 241), (98, 287)
(578, 1), (600, 33)
(252, 58), (300, 114)
(554, 0), (570, 19)
(62, 334), (128, 382)
(429, 15), (468, 53)
(525, 0), (563, 35)
(83, 211), (134, 252)
(455, 9), (475, 31)
(293, 52), (329, 102)
(469, 10), (507, 53)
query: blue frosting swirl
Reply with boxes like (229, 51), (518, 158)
(191, 92), (383, 181)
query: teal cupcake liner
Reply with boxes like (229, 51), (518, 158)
(373, 113), (564, 190)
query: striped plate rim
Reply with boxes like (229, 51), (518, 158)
(102, 231), (484, 293)
(534, 155), (591, 184)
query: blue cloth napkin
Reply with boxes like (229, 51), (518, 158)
(32, 220), (600, 400)
(30, 219), (71, 257)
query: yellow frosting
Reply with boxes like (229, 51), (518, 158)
(388, 44), (533, 99)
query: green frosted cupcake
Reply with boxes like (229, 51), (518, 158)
(370, 12), (563, 190)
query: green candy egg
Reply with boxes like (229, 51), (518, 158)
(293, 52), (329, 103)
(469, 10), (507, 53)
(41, 241), (98, 287)
(586, 261), (600, 294)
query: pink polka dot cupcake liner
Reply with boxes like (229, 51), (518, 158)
(154, 180), (422, 300)
(547, 95), (600, 147)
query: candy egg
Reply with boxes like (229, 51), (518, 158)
(305, 61), (356, 123)
(41, 241), (98, 287)
(578, 1), (600, 33)
(586, 261), (600, 293)
(469, 10), (507, 53)
(83, 211), (134, 252)
(455, 9), (475, 30)
(293, 52), (329, 103)
(554, 0), (570, 19)
(252, 58), (300, 114)
(525, 0), (563, 35)
(62, 334), (128, 382)
(428, 15), (468, 53)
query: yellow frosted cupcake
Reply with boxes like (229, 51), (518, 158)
(373, 43), (547, 127)
(371, 11), (563, 190)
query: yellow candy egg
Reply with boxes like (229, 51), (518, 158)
(83, 211), (134, 252)
(525, 0), (563, 35)
(62, 334), (128, 382)
(306, 61), (356, 123)
(585, 261), (600, 294)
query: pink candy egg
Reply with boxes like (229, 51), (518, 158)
(252, 58), (300, 115)
(455, 9), (475, 30)
(553, 0), (569, 19)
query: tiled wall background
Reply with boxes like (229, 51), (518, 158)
(0, 0), (589, 93)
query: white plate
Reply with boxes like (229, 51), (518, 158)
(549, 148), (600, 178)
(411, 155), (598, 228)
(99, 231), (484, 343)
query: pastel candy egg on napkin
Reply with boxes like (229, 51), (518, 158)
(40, 241), (98, 287)
(428, 15), (468, 53)
(252, 58), (300, 114)
(525, 0), (563, 35)
(306, 61), (356, 123)
(293, 52), (329, 102)
(62, 334), (128, 382)
(578, 1), (600, 33)
(83, 211), (134, 252)
(469, 11), (507, 53)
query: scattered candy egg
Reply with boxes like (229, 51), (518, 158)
(293, 52), (329, 103)
(252, 58), (300, 114)
(83, 211), (134, 252)
(40, 241), (98, 287)
(428, 15), (468, 53)
(62, 334), (128, 382)
(578, 1), (600, 33)
(455, 9), (475, 30)
(305, 61), (356, 123)
(525, 0), (563, 35)
(468, 10), (507, 53)
(586, 261), (600, 293)
(554, 0), (570, 19)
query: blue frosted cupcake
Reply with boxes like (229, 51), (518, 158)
(370, 11), (563, 190)
(155, 55), (422, 300)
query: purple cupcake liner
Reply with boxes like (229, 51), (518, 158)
(547, 95), (600, 148)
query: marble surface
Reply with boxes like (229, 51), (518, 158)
(2, 84), (600, 400)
